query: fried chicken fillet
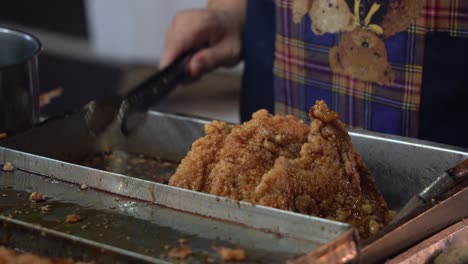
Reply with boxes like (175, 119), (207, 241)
(169, 100), (390, 239)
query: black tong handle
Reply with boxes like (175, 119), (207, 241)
(124, 48), (197, 110)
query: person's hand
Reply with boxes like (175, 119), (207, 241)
(159, 8), (244, 79)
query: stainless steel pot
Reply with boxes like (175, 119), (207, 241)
(0, 26), (41, 134)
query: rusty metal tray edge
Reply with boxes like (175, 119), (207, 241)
(386, 219), (468, 263)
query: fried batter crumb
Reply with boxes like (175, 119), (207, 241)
(39, 87), (64, 107)
(163, 244), (172, 250)
(2, 162), (14, 172)
(170, 100), (390, 240)
(168, 246), (192, 259)
(177, 238), (188, 245)
(40, 205), (52, 212)
(29, 192), (45, 203)
(80, 183), (89, 190)
(206, 257), (216, 263)
(65, 214), (81, 224)
(0, 133), (7, 140)
(215, 247), (246, 262)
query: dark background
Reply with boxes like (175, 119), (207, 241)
(0, 0), (88, 38)
(0, 0), (124, 117)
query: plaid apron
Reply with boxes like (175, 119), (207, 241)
(273, 0), (468, 137)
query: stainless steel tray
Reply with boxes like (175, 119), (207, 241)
(0, 111), (359, 263)
(1, 110), (467, 263)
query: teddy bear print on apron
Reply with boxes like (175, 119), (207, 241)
(293, 0), (423, 85)
(273, 0), (467, 137)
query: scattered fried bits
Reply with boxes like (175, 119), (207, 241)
(168, 246), (192, 260)
(163, 244), (172, 250)
(177, 238), (188, 245)
(80, 183), (89, 190)
(2, 162), (15, 172)
(205, 257), (216, 263)
(39, 87), (64, 107)
(29, 192), (45, 203)
(0, 133), (7, 140)
(65, 214), (81, 224)
(40, 205), (52, 212)
(215, 247), (246, 262)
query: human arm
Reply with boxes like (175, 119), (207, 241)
(159, 0), (247, 79)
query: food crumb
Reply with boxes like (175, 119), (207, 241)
(2, 162), (15, 172)
(29, 192), (46, 203)
(80, 183), (89, 190)
(368, 219), (382, 235)
(215, 247), (246, 262)
(39, 87), (64, 107)
(81, 225), (88, 230)
(160, 161), (173, 168)
(2, 194), (8, 197)
(65, 214), (81, 224)
(40, 205), (52, 212)
(168, 246), (192, 259)
(178, 238), (188, 245)
(0, 133), (7, 139)
(163, 244), (172, 250)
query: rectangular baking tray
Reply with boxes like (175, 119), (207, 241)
(0, 111), (360, 263)
(1, 110), (467, 262)
(4, 110), (467, 210)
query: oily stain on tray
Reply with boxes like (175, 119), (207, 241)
(80, 150), (179, 184)
(0, 186), (295, 263)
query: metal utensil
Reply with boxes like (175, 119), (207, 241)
(83, 48), (196, 136)
(360, 186), (468, 264)
(391, 159), (468, 223)
(0, 27), (41, 134)
(359, 159), (468, 263)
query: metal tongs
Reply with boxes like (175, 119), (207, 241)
(392, 158), (468, 223)
(83, 49), (196, 136)
(361, 159), (468, 263)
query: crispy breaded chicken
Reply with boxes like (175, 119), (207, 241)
(169, 100), (390, 239)
(169, 110), (310, 200)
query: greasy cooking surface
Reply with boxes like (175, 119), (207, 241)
(0, 169), (312, 263)
(0, 247), (74, 264)
(1, 108), (466, 263)
(81, 150), (178, 184)
(170, 101), (391, 240)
